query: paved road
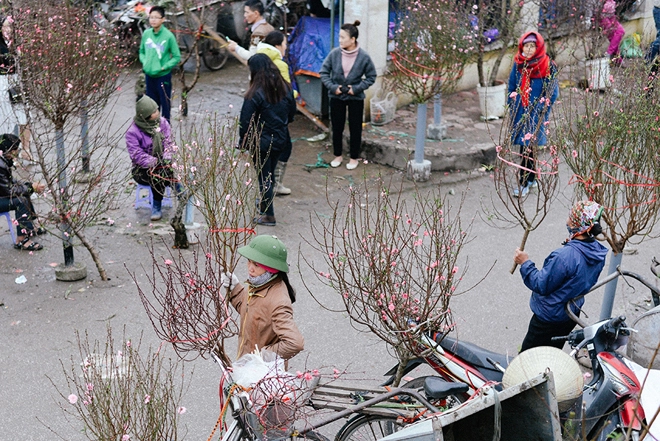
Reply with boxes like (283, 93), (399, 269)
(1, 59), (658, 440)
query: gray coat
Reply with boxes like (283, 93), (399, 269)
(320, 47), (377, 101)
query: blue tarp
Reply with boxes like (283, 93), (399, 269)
(287, 16), (339, 76)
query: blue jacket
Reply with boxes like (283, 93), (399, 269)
(507, 63), (558, 146)
(520, 238), (608, 323)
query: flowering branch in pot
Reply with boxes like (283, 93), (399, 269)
(301, 175), (474, 387)
(13, 1), (129, 280)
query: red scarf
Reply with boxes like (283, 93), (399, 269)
(513, 32), (551, 107)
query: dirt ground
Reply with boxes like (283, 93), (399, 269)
(1, 58), (658, 440)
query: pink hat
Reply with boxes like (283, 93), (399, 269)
(522, 34), (537, 44)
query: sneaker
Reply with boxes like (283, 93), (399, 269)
(513, 185), (529, 198)
(254, 215), (276, 226)
(527, 180), (538, 189)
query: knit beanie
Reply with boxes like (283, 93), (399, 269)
(0, 133), (20, 153)
(136, 95), (158, 121)
(522, 34), (537, 44)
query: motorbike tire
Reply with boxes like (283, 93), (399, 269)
(334, 376), (465, 441)
(201, 37), (229, 71)
(590, 413), (644, 441)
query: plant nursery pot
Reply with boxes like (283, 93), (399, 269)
(585, 57), (611, 90)
(477, 80), (507, 120)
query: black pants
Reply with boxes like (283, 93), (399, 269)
(0, 194), (36, 236)
(132, 165), (172, 202)
(517, 144), (536, 186)
(520, 314), (577, 352)
(252, 146), (281, 217)
(330, 98), (364, 160)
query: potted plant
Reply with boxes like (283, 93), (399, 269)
(472, 0), (524, 120)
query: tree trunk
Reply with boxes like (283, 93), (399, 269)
(171, 188), (189, 249)
(73, 227), (108, 280)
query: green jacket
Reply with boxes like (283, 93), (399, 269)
(139, 27), (181, 77)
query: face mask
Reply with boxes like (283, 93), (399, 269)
(248, 272), (275, 287)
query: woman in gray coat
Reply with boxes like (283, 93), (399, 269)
(320, 21), (376, 170)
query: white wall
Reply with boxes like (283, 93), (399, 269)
(343, 0), (389, 76)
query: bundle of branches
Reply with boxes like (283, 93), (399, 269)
(134, 116), (264, 364)
(54, 326), (187, 441)
(13, 1), (129, 279)
(556, 59), (660, 254)
(489, 78), (561, 273)
(390, 0), (477, 103)
(302, 176), (473, 386)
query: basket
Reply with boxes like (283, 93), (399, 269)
(370, 91), (397, 126)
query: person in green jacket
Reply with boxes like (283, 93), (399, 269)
(139, 6), (180, 122)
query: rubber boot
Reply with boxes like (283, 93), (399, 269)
(150, 199), (162, 221)
(274, 161), (291, 196)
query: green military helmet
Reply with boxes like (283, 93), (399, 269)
(238, 235), (289, 273)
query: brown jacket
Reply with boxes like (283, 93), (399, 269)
(230, 275), (304, 360)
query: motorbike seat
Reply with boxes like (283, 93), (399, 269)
(423, 376), (469, 400)
(436, 335), (511, 373)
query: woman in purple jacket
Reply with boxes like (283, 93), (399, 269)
(125, 95), (172, 221)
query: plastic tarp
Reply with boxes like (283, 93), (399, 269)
(630, 360), (660, 440)
(287, 16), (339, 78)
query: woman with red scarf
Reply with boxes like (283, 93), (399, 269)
(507, 31), (559, 198)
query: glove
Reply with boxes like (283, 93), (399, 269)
(221, 272), (240, 290)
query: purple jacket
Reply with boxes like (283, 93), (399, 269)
(125, 117), (172, 168)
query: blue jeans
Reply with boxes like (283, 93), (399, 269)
(145, 72), (173, 122)
(647, 7), (660, 62)
(0, 195), (36, 236)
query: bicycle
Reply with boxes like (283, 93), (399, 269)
(209, 353), (464, 441)
(168, 7), (229, 71)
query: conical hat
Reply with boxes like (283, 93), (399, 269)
(502, 346), (583, 412)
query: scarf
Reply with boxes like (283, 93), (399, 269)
(248, 272), (277, 287)
(513, 32), (551, 108)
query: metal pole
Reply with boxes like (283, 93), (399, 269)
(433, 93), (442, 125)
(599, 251), (623, 320)
(56, 128), (74, 267)
(81, 100), (90, 173)
(414, 103), (427, 163)
(329, 0), (335, 49)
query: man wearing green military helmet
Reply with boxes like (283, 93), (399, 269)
(222, 235), (304, 360)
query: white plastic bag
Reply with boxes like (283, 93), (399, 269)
(231, 349), (287, 388)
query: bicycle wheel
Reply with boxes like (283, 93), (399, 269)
(335, 415), (403, 441)
(201, 36), (229, 71)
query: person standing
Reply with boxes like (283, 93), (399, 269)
(221, 234), (304, 361)
(126, 96), (173, 221)
(514, 201), (608, 352)
(0, 134), (45, 251)
(239, 54), (295, 226)
(507, 31), (558, 198)
(0, 16), (31, 162)
(320, 21), (376, 170)
(599, 0), (625, 64)
(139, 6), (181, 123)
(257, 30), (293, 196)
(227, 0), (275, 65)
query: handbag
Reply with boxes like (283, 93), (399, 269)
(8, 86), (23, 104)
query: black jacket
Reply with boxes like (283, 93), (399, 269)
(0, 156), (31, 198)
(239, 88), (296, 153)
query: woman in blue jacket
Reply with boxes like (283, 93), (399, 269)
(507, 31), (559, 198)
(513, 201), (608, 352)
(320, 21), (376, 170)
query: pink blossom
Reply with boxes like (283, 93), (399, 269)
(86, 383), (94, 391)
(509, 91), (517, 98)
(572, 150), (578, 158)
(328, 252), (335, 259)
(304, 372), (313, 381)
(388, 303), (395, 311)
(523, 133), (533, 141)
(122, 435), (130, 441)
(452, 266), (459, 274)
(177, 406), (187, 414)
(144, 395), (151, 404)
(125, 340), (131, 348)
(593, 111), (599, 117)
(68, 394), (78, 404)
(164, 259), (173, 265)
(296, 371), (304, 378)
(495, 145), (502, 153)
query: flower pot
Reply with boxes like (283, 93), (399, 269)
(477, 81), (507, 120)
(585, 57), (611, 90)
